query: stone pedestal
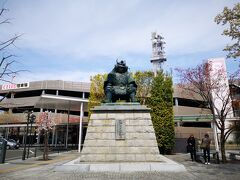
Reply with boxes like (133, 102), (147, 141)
(79, 103), (163, 162)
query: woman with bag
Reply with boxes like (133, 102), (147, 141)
(201, 133), (211, 164)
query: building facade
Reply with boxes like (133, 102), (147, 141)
(0, 80), (90, 148)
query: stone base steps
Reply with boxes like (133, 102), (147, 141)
(79, 153), (162, 162)
(54, 156), (186, 172)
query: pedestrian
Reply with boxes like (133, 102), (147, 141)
(187, 134), (196, 161)
(201, 133), (211, 164)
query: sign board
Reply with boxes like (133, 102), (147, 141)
(115, 119), (125, 140)
(2, 82), (29, 90)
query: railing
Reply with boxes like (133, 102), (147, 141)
(0, 112), (88, 125)
(233, 110), (240, 117)
(232, 94), (240, 100)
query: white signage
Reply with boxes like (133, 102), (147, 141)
(208, 58), (231, 114)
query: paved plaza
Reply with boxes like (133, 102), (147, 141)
(0, 151), (239, 180)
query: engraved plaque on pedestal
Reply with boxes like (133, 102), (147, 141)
(115, 119), (125, 140)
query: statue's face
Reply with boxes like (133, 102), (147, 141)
(114, 61), (128, 73)
(116, 66), (126, 73)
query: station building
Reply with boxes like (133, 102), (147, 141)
(0, 80), (90, 149)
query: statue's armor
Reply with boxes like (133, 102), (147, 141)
(103, 61), (137, 103)
(114, 72), (128, 85)
(110, 72), (129, 95)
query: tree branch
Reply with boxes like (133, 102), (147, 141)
(0, 34), (21, 51)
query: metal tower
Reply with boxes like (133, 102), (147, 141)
(150, 32), (166, 76)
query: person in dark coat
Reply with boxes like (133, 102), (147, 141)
(187, 134), (196, 161)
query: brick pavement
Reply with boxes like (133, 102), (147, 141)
(0, 151), (239, 180)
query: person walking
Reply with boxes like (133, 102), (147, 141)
(187, 134), (196, 161)
(201, 133), (211, 164)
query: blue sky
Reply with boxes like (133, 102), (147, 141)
(1, 0), (239, 84)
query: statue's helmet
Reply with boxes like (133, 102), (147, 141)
(114, 60), (128, 73)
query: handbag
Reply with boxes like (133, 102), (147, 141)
(200, 142), (207, 149)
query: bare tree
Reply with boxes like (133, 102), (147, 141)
(0, 5), (22, 101)
(176, 62), (240, 163)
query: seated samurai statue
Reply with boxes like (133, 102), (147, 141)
(103, 60), (137, 103)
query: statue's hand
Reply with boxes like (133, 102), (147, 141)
(106, 85), (112, 91)
(127, 84), (136, 93)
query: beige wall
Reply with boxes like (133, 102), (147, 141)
(175, 126), (213, 140)
(173, 85), (203, 100)
(174, 106), (211, 116)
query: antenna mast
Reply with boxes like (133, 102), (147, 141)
(150, 32), (166, 76)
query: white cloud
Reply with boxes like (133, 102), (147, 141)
(13, 70), (102, 84)
(4, 0), (235, 57)
(0, 0), (238, 83)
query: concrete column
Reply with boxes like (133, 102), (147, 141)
(66, 101), (70, 149)
(212, 121), (220, 152)
(78, 102), (83, 153)
(175, 98), (180, 127)
(78, 92), (85, 152)
(9, 92), (15, 114)
(55, 128), (58, 147)
(5, 127), (9, 139)
(52, 109), (57, 145)
(175, 98), (178, 106)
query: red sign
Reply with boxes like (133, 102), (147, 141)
(2, 84), (17, 90)
(1, 83), (29, 90)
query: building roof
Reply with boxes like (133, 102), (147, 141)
(35, 94), (88, 111)
(0, 96), (40, 108)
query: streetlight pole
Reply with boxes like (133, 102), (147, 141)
(22, 112), (30, 160)
(27, 113), (36, 158)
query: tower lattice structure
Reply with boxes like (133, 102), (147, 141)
(150, 32), (166, 76)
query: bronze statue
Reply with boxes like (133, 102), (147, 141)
(103, 60), (137, 103)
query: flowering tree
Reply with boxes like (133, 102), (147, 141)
(36, 111), (55, 160)
(176, 61), (240, 163)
